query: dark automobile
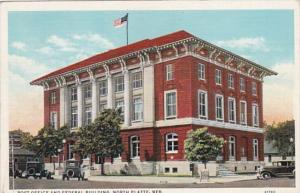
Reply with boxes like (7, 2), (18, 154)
(62, 160), (86, 181)
(257, 161), (295, 179)
(20, 161), (53, 179)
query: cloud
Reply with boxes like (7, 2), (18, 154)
(11, 41), (27, 51)
(263, 63), (294, 123)
(216, 37), (270, 52)
(47, 35), (77, 52)
(72, 33), (114, 49)
(37, 46), (54, 55)
(8, 54), (51, 78)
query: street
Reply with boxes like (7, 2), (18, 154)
(9, 177), (295, 189)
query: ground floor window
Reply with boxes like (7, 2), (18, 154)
(130, 136), (140, 158)
(166, 133), (178, 153)
(228, 136), (236, 160)
(253, 139), (259, 160)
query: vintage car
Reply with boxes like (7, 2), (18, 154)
(257, 160), (295, 179)
(62, 160), (87, 181)
(20, 161), (53, 179)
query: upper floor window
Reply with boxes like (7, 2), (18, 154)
(228, 74), (234, 89)
(166, 133), (178, 153)
(132, 71), (143, 89)
(240, 101), (247, 125)
(71, 107), (78, 128)
(130, 136), (140, 158)
(215, 69), (222, 85)
(252, 82), (257, 96)
(215, 94), (224, 121)
(84, 106), (92, 126)
(198, 90), (208, 119)
(115, 76), (124, 93)
(240, 78), (245, 92)
(84, 84), (92, 99)
(228, 98), (236, 123)
(50, 91), (56, 104)
(50, 112), (57, 129)
(99, 101), (107, 113)
(115, 99), (124, 121)
(252, 103), (259, 127)
(99, 80), (107, 96)
(198, 63), (205, 80)
(166, 64), (174, 81)
(71, 87), (77, 101)
(132, 96), (143, 121)
(165, 90), (177, 119)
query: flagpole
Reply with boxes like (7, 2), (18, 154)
(126, 13), (128, 45)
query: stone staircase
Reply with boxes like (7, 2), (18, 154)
(217, 164), (238, 177)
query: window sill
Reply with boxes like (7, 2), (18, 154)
(99, 94), (107, 97)
(166, 151), (178, 154)
(199, 116), (207, 120)
(131, 120), (143, 123)
(115, 91), (124, 94)
(216, 119), (224, 122)
(165, 116), (177, 120)
(132, 87), (142, 90)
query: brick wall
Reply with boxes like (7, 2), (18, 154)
(44, 88), (60, 127)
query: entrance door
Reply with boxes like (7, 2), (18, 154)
(228, 136), (236, 161)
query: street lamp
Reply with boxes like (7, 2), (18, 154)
(289, 137), (294, 160)
(58, 149), (62, 168)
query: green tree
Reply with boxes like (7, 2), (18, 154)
(265, 120), (295, 157)
(73, 108), (123, 175)
(34, 126), (71, 169)
(184, 128), (224, 169)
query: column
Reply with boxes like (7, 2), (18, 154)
(91, 80), (98, 120)
(77, 84), (83, 127)
(107, 75), (113, 108)
(59, 86), (66, 127)
(124, 70), (130, 127)
(143, 65), (155, 124)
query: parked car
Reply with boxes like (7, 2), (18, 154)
(257, 160), (295, 179)
(20, 161), (53, 179)
(62, 160), (87, 181)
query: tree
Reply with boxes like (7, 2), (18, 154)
(184, 128), (224, 169)
(265, 120), (295, 157)
(34, 126), (71, 169)
(73, 108), (123, 175)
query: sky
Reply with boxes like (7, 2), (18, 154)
(8, 10), (294, 135)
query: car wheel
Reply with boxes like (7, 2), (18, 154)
(262, 172), (271, 179)
(66, 169), (74, 178)
(28, 168), (36, 176)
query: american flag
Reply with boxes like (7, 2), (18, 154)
(113, 14), (128, 28)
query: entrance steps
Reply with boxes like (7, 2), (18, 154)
(217, 164), (238, 177)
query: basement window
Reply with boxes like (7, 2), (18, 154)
(172, 168), (178, 173)
(164, 167), (170, 173)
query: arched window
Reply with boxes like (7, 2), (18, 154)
(253, 139), (259, 161)
(130, 136), (140, 158)
(228, 136), (236, 161)
(166, 133), (178, 152)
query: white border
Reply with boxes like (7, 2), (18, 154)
(0, 1), (299, 193)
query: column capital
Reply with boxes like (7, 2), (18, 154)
(87, 68), (95, 82)
(74, 73), (81, 85)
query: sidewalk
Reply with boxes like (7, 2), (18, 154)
(53, 174), (257, 184)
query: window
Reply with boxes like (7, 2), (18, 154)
(228, 74), (234, 89)
(99, 101), (107, 113)
(115, 99), (124, 121)
(115, 76), (124, 92)
(130, 136), (140, 158)
(240, 101), (247, 125)
(215, 69), (222, 85)
(252, 104), (259, 127)
(252, 82), (257, 96)
(228, 98), (236, 123)
(172, 168), (178, 173)
(71, 87), (77, 101)
(133, 96), (143, 121)
(50, 91), (56, 104)
(253, 139), (259, 161)
(198, 63), (205, 80)
(240, 78), (245, 92)
(165, 168), (170, 173)
(198, 90), (208, 119)
(132, 71), (142, 89)
(84, 106), (92, 125)
(99, 80), (107, 96)
(166, 64), (173, 81)
(68, 144), (74, 159)
(84, 84), (92, 99)
(50, 112), (57, 129)
(229, 136), (236, 160)
(165, 91), (177, 119)
(166, 133), (178, 152)
(71, 107), (78, 128)
(215, 95), (224, 121)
